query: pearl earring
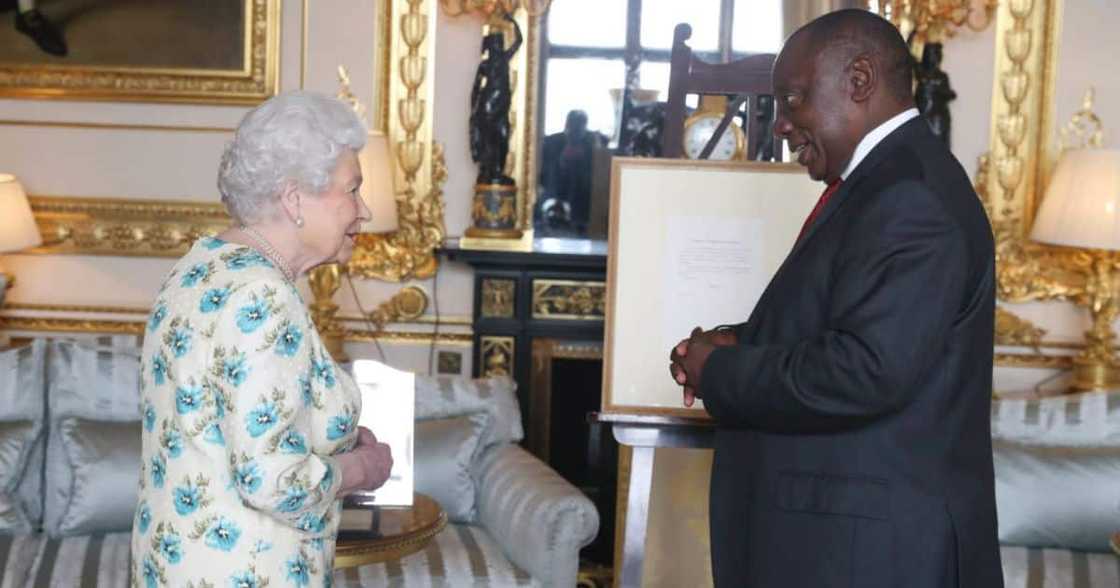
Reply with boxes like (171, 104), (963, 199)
(295, 217), (304, 227)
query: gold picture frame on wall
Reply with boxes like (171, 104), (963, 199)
(0, 0), (279, 105)
(23, 0), (445, 285)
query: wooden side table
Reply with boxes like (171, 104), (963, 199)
(335, 492), (447, 568)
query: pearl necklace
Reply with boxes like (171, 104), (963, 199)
(239, 225), (296, 282)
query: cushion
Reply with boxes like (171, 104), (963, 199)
(993, 438), (1120, 552)
(992, 391), (1120, 446)
(44, 341), (141, 537)
(0, 532), (134, 586)
(415, 375), (523, 448)
(414, 413), (489, 523)
(0, 340), (47, 534)
(53, 419), (141, 536)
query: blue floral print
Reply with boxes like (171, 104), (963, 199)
(158, 530), (183, 564)
(149, 304), (167, 331)
(286, 553), (311, 586)
(152, 353), (168, 386)
(175, 385), (204, 415)
(137, 502), (152, 533)
(278, 428), (308, 454)
(168, 327), (192, 358)
(276, 485), (308, 513)
(150, 453), (166, 488)
(173, 480), (205, 516)
(133, 239), (361, 585)
(200, 286), (232, 313)
(236, 299), (269, 333)
(326, 413), (354, 441)
(180, 263), (211, 287)
(313, 359), (335, 389)
(143, 402), (156, 432)
(234, 460), (263, 495)
(274, 323), (302, 357)
(142, 555), (160, 588)
(223, 352), (250, 387)
(204, 517), (242, 552)
(203, 422), (225, 446)
(245, 401), (279, 437)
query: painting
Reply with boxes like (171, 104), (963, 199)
(0, 0), (278, 104)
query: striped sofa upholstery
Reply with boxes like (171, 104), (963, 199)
(1001, 546), (1120, 587)
(0, 445), (596, 587)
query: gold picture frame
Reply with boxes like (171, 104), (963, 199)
(0, 0), (280, 106)
(23, 0), (445, 284)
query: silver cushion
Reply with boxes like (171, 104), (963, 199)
(0, 340), (47, 533)
(414, 413), (489, 523)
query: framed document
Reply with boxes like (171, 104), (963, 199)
(601, 158), (821, 418)
(351, 360), (415, 506)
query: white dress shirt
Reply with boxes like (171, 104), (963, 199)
(840, 108), (920, 181)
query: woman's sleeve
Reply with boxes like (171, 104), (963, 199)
(210, 278), (357, 531)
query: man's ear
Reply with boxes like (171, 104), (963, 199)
(849, 55), (875, 103)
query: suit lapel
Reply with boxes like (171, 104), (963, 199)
(785, 117), (930, 260)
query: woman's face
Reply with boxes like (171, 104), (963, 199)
(300, 150), (371, 266)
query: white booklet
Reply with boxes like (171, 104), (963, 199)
(349, 359), (415, 507)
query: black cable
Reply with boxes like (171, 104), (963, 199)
(428, 267), (441, 376)
(344, 272), (387, 362)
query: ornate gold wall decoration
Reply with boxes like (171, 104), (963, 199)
(347, 0), (447, 281)
(0, 0), (279, 105)
(27, 196), (228, 257)
(479, 335), (515, 377)
(368, 285), (430, 328)
(994, 306), (1046, 350)
(531, 280), (606, 320)
(481, 278), (516, 318)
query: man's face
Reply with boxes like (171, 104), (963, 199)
(772, 38), (856, 183)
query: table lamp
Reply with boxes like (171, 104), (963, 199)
(1031, 148), (1120, 390)
(0, 174), (43, 307)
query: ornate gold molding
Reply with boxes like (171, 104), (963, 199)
(982, 0), (1065, 302)
(0, 0), (279, 106)
(368, 285), (430, 328)
(993, 352), (1072, 370)
(994, 306), (1046, 349)
(479, 335), (515, 377)
(531, 280), (606, 320)
(27, 196), (228, 257)
(0, 312), (470, 345)
(347, 0), (447, 281)
(481, 278), (516, 318)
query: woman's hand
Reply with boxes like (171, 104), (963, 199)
(336, 426), (394, 496)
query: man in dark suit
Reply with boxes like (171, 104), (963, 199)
(669, 10), (1002, 588)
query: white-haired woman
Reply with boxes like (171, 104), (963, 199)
(131, 91), (392, 587)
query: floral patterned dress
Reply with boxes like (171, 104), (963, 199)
(131, 237), (360, 588)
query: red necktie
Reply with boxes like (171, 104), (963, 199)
(797, 179), (843, 242)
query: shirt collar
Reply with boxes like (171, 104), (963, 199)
(840, 108), (920, 181)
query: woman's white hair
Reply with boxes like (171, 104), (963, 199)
(218, 91), (367, 225)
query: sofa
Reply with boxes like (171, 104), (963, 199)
(0, 337), (599, 587)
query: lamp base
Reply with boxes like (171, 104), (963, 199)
(1070, 356), (1120, 392)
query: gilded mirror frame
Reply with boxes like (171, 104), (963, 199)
(0, 0), (279, 106)
(979, 0), (1086, 368)
(26, 0), (445, 284)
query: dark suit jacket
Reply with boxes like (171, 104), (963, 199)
(700, 118), (1003, 588)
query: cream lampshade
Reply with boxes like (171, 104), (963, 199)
(0, 174), (42, 311)
(1032, 149), (1120, 250)
(358, 134), (400, 234)
(0, 174), (42, 254)
(1030, 148), (1120, 391)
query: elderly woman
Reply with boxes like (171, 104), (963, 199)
(131, 91), (393, 587)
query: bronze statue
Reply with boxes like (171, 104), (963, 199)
(914, 42), (956, 147)
(469, 12), (522, 186)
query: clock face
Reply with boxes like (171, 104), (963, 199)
(684, 115), (740, 160)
